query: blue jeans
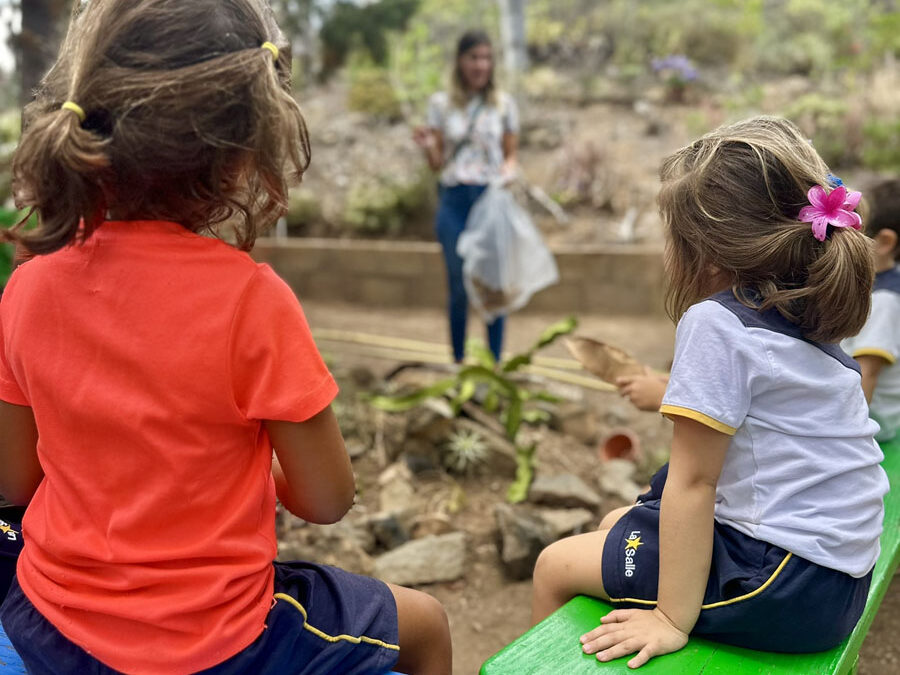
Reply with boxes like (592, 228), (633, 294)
(436, 184), (505, 362)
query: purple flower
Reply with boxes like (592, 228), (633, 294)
(651, 55), (698, 82)
(798, 185), (862, 242)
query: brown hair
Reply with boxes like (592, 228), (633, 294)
(862, 178), (900, 259)
(450, 30), (498, 108)
(660, 116), (873, 343)
(7, 0), (310, 255)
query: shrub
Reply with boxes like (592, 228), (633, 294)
(861, 117), (900, 172)
(320, 0), (421, 75)
(343, 170), (436, 237)
(347, 53), (404, 121)
(784, 93), (852, 167)
(285, 189), (323, 229)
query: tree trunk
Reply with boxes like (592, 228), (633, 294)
(497, 0), (528, 93)
(18, 0), (65, 106)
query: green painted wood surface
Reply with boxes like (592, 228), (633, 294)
(481, 440), (900, 675)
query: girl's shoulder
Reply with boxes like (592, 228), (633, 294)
(681, 296), (744, 330)
(496, 91), (514, 111)
(676, 298), (764, 358)
(428, 91), (451, 110)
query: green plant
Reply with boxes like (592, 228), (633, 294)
(784, 94), (852, 168)
(320, 0), (421, 75)
(0, 110), (21, 146)
(0, 207), (24, 288)
(0, 242), (11, 288)
(443, 428), (489, 474)
(861, 117), (900, 172)
(286, 188), (323, 229)
(346, 52), (404, 121)
(388, 19), (445, 115)
(343, 170), (436, 237)
(344, 182), (405, 235)
(369, 316), (578, 502)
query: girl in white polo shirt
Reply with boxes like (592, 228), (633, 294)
(843, 178), (900, 441)
(531, 116), (888, 668)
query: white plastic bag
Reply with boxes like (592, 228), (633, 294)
(457, 185), (559, 322)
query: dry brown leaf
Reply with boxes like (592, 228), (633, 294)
(565, 336), (645, 384)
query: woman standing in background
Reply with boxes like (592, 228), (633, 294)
(414, 30), (519, 363)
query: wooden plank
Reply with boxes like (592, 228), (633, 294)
(481, 439), (900, 674)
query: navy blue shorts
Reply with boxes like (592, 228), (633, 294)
(0, 510), (23, 603)
(601, 464), (872, 652)
(0, 561), (400, 674)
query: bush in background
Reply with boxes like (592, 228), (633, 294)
(344, 171), (436, 237)
(347, 52), (404, 121)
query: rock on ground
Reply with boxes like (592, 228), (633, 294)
(374, 532), (467, 586)
(529, 473), (602, 509)
(494, 504), (557, 581)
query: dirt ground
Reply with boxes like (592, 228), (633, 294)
(302, 301), (899, 675)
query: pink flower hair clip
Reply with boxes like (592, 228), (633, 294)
(798, 185), (862, 242)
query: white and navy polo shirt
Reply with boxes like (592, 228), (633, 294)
(660, 291), (888, 578)
(843, 265), (900, 441)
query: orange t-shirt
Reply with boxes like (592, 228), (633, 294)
(0, 221), (338, 674)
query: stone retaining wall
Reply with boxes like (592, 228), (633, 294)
(251, 238), (666, 315)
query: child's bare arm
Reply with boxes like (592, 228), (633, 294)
(0, 401), (41, 505)
(265, 406), (355, 524)
(413, 127), (444, 171)
(656, 418), (729, 630)
(855, 355), (888, 404)
(581, 417), (729, 668)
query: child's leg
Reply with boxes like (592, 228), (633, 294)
(531, 506), (632, 624)
(387, 583), (451, 675)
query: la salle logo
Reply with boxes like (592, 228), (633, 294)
(624, 531), (643, 577)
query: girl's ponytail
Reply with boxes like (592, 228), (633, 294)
(662, 117), (875, 343)
(9, 105), (110, 254)
(5, 0), (312, 257)
(799, 226), (873, 342)
(231, 39), (310, 251)
(753, 223), (873, 343)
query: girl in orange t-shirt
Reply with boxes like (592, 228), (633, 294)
(0, 2), (450, 674)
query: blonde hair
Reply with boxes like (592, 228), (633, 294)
(660, 116), (873, 343)
(8, 0), (310, 255)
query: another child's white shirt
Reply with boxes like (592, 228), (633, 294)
(842, 278), (900, 441)
(661, 299), (888, 578)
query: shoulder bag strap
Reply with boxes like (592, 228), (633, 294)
(445, 99), (485, 166)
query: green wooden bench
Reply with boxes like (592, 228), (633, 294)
(481, 439), (900, 675)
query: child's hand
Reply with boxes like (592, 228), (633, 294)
(580, 607), (689, 668)
(412, 126), (437, 150)
(499, 158), (519, 185)
(616, 368), (669, 412)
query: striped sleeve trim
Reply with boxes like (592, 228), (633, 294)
(659, 404), (738, 436)
(851, 348), (897, 365)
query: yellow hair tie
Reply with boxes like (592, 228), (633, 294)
(261, 42), (279, 62)
(61, 101), (86, 122)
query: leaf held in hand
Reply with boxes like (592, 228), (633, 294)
(565, 336), (645, 384)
